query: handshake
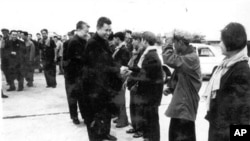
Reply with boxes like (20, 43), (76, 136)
(120, 66), (132, 77)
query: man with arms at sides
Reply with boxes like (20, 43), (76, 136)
(65, 21), (89, 125)
(83, 17), (120, 141)
(54, 35), (64, 75)
(5, 30), (26, 91)
(21, 31), (35, 87)
(39, 29), (57, 88)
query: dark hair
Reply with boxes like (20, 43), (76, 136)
(142, 31), (157, 46)
(17, 30), (22, 33)
(36, 33), (41, 36)
(97, 17), (112, 28)
(76, 21), (89, 30)
(22, 31), (29, 36)
(10, 30), (17, 34)
(132, 32), (142, 41)
(40, 29), (48, 34)
(221, 22), (247, 51)
(113, 32), (125, 41)
(125, 30), (132, 34)
(108, 32), (114, 41)
(53, 36), (58, 39)
(1, 28), (9, 33)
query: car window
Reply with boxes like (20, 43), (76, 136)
(198, 47), (215, 57)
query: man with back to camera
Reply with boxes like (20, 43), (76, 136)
(39, 29), (57, 88)
(64, 21), (89, 124)
(83, 17), (123, 141)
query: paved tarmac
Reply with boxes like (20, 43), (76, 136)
(1, 70), (209, 141)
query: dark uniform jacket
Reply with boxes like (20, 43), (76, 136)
(39, 37), (56, 62)
(5, 39), (26, 70)
(66, 35), (87, 81)
(205, 61), (250, 128)
(83, 33), (121, 104)
(112, 43), (131, 67)
(129, 47), (164, 106)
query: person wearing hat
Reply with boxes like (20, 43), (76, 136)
(162, 30), (202, 141)
(111, 31), (130, 128)
(39, 29), (57, 88)
(204, 22), (250, 141)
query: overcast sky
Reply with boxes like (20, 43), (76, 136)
(1, 0), (250, 40)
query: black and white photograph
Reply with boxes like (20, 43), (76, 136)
(1, 0), (250, 141)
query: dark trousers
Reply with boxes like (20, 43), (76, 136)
(142, 105), (160, 141)
(2, 59), (11, 85)
(25, 63), (34, 84)
(43, 61), (56, 87)
(9, 66), (24, 89)
(113, 86), (128, 124)
(169, 118), (196, 141)
(85, 106), (112, 141)
(82, 93), (113, 141)
(64, 75), (84, 120)
(57, 56), (63, 74)
(208, 123), (229, 141)
(129, 88), (144, 132)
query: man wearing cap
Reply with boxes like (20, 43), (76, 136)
(64, 21), (89, 125)
(22, 31), (35, 87)
(162, 30), (202, 141)
(39, 29), (57, 88)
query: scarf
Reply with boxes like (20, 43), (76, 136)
(137, 46), (158, 68)
(203, 46), (249, 111)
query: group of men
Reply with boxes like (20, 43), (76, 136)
(1, 16), (203, 141)
(1, 28), (68, 98)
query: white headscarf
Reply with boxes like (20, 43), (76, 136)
(203, 46), (249, 111)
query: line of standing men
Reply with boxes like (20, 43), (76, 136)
(1, 29), (36, 92)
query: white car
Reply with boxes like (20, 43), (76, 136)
(191, 43), (224, 79)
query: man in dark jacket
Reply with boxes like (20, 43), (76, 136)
(126, 31), (164, 141)
(112, 31), (130, 128)
(1, 28), (11, 86)
(39, 29), (57, 88)
(5, 30), (26, 91)
(64, 21), (89, 124)
(83, 17), (119, 141)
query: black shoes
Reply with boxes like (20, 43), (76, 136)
(102, 134), (117, 141)
(2, 94), (8, 98)
(7, 87), (15, 91)
(27, 82), (33, 87)
(72, 118), (80, 125)
(17, 87), (23, 91)
(46, 85), (56, 88)
(133, 131), (143, 138)
(126, 129), (136, 134)
(116, 122), (129, 128)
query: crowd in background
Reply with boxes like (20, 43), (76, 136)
(1, 16), (250, 141)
